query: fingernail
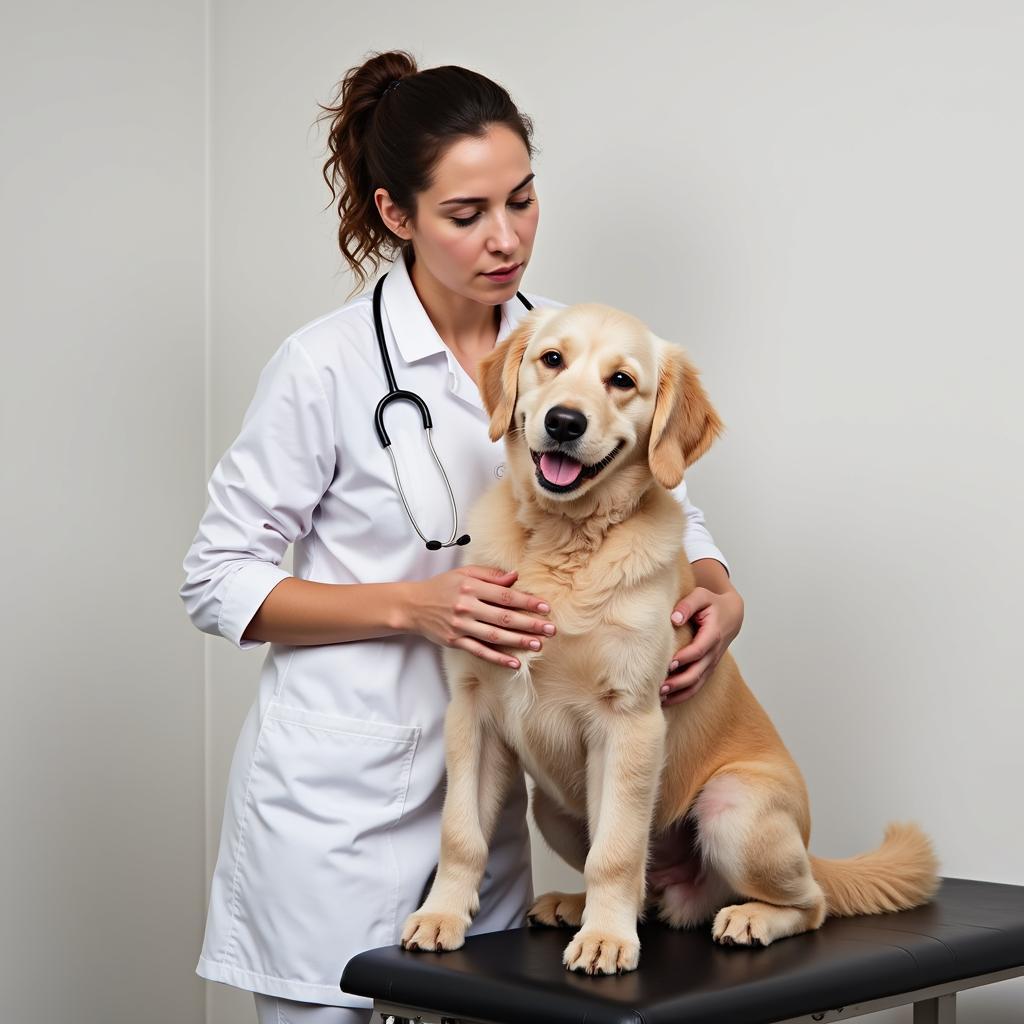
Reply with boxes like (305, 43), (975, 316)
(542, 624), (555, 635)
(661, 685), (670, 695)
(529, 640), (541, 650)
(538, 602), (550, 613)
(670, 660), (679, 672)
(507, 659), (520, 669)
(672, 612), (684, 624)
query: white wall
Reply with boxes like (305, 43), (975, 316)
(1, 2), (207, 1023)
(3, 2), (1021, 1023)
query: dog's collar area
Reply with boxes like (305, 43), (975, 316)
(530, 441), (625, 493)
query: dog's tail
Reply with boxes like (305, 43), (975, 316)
(809, 821), (940, 917)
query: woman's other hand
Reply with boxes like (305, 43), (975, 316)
(662, 586), (744, 707)
(404, 565), (555, 669)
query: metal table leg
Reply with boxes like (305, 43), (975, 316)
(913, 994), (956, 1024)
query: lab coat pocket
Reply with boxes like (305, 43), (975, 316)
(227, 701), (421, 978)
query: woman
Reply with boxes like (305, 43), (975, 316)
(179, 49), (744, 1024)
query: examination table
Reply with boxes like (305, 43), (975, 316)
(341, 877), (1024, 1023)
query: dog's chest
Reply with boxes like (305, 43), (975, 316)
(498, 684), (589, 811)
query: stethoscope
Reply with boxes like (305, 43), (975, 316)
(372, 271), (533, 550)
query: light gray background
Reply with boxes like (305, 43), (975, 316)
(2, 2), (1022, 1023)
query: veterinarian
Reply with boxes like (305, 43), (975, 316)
(179, 50), (745, 1024)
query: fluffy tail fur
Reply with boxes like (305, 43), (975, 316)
(809, 821), (940, 917)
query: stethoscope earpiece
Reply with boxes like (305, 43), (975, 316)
(372, 270), (533, 552)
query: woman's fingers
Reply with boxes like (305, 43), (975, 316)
(475, 596), (555, 638)
(453, 634), (522, 670)
(662, 676), (706, 706)
(446, 567), (556, 656)
(468, 573), (555, 638)
(662, 653), (714, 705)
(481, 578), (551, 616)
(670, 587), (711, 626)
(460, 604), (549, 651)
(460, 565), (552, 615)
(668, 633), (712, 672)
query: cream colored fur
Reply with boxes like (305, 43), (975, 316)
(401, 303), (939, 974)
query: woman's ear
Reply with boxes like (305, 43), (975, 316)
(478, 307), (558, 442)
(647, 340), (725, 489)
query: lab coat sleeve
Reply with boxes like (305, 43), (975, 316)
(179, 336), (337, 650)
(670, 478), (730, 577)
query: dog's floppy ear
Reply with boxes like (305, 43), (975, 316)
(478, 307), (558, 442)
(647, 341), (724, 489)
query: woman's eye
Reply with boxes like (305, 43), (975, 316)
(611, 372), (635, 389)
(541, 351), (562, 368)
(450, 195), (536, 228)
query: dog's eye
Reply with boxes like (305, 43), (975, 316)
(541, 351), (562, 368)
(610, 372), (635, 389)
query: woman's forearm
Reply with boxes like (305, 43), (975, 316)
(242, 562), (734, 647)
(691, 557), (734, 595)
(241, 576), (417, 646)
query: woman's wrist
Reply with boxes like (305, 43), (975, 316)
(720, 587), (744, 642)
(689, 558), (744, 643)
(390, 580), (419, 634)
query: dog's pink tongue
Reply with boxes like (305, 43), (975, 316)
(539, 452), (583, 486)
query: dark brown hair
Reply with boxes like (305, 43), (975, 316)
(316, 50), (537, 299)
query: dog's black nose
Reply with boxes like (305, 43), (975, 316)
(544, 405), (588, 443)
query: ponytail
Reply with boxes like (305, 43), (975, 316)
(315, 50), (536, 299)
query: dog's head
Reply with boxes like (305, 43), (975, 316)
(478, 303), (723, 500)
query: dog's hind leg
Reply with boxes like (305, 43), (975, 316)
(656, 864), (737, 930)
(649, 815), (737, 929)
(528, 787), (588, 927)
(402, 684), (516, 953)
(694, 772), (826, 947)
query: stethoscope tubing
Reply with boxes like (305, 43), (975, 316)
(371, 271), (532, 550)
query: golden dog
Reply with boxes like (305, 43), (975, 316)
(401, 302), (938, 974)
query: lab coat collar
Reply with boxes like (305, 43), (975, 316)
(381, 247), (530, 368)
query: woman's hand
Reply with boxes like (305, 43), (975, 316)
(662, 587), (744, 707)
(405, 564), (555, 669)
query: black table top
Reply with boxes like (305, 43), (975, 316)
(341, 877), (1024, 1024)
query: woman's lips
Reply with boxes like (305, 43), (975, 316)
(482, 263), (522, 281)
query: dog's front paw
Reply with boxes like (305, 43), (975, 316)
(562, 928), (640, 974)
(401, 911), (468, 952)
(527, 891), (586, 928)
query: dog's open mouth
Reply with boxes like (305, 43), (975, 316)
(530, 441), (625, 493)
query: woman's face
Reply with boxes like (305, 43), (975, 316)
(378, 124), (540, 305)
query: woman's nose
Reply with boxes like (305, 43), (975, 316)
(487, 211), (518, 252)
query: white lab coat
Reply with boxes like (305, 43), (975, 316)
(179, 249), (729, 1008)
